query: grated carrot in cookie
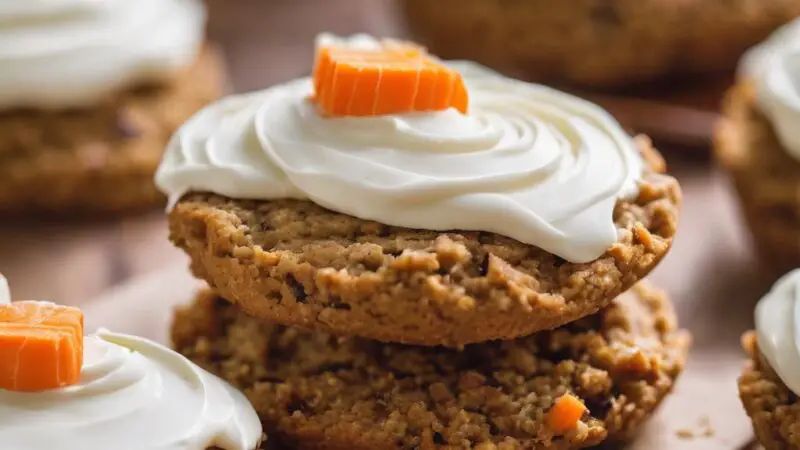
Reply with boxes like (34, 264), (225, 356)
(547, 393), (588, 434)
(0, 301), (84, 392)
(311, 41), (469, 117)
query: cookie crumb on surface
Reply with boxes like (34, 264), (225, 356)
(675, 416), (715, 440)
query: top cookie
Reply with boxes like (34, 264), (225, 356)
(159, 35), (681, 346)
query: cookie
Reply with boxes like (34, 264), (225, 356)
(167, 136), (680, 347)
(714, 82), (800, 276)
(739, 331), (800, 450)
(399, 0), (800, 87)
(172, 281), (690, 450)
(0, 46), (225, 215)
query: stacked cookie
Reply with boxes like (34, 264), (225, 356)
(162, 34), (691, 449)
(739, 270), (800, 450)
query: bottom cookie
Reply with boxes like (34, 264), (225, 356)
(739, 332), (800, 450)
(172, 281), (689, 450)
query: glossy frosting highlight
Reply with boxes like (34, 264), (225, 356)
(740, 17), (800, 160)
(0, 0), (205, 109)
(0, 329), (262, 450)
(755, 269), (800, 396)
(156, 35), (643, 263)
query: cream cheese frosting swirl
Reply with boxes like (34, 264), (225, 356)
(740, 17), (800, 161)
(0, 0), (205, 109)
(755, 269), (800, 395)
(0, 320), (262, 450)
(156, 34), (643, 263)
(0, 279), (261, 449)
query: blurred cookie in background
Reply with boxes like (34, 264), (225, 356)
(399, 0), (800, 88)
(0, 0), (226, 216)
(714, 17), (800, 276)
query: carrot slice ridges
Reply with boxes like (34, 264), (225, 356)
(547, 393), (588, 434)
(0, 301), (84, 392)
(311, 39), (468, 117)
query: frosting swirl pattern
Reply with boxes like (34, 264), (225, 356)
(755, 269), (800, 395)
(156, 35), (643, 263)
(740, 17), (800, 161)
(0, 0), (205, 109)
(0, 329), (262, 450)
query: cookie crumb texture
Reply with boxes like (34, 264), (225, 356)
(169, 137), (680, 347)
(714, 82), (800, 276)
(173, 282), (690, 450)
(400, 0), (800, 87)
(739, 332), (800, 450)
(0, 46), (225, 215)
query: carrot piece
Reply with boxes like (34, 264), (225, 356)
(547, 393), (588, 434)
(311, 40), (469, 117)
(0, 301), (84, 392)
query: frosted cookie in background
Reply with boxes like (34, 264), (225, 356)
(0, 0), (227, 215)
(740, 269), (800, 450)
(714, 18), (800, 276)
(0, 274), (264, 450)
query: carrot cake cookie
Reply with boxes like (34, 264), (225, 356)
(715, 18), (800, 275)
(0, 0), (225, 215)
(740, 269), (800, 450)
(158, 34), (681, 347)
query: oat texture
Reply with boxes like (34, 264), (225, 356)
(400, 0), (800, 87)
(173, 281), (690, 450)
(168, 136), (680, 347)
(739, 331), (800, 450)
(714, 82), (800, 276)
(0, 46), (225, 215)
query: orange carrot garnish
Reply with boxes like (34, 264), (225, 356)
(547, 393), (588, 434)
(0, 301), (84, 392)
(311, 41), (469, 117)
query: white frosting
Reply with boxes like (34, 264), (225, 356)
(0, 0), (205, 109)
(0, 276), (8, 305)
(0, 329), (262, 450)
(755, 269), (800, 395)
(740, 17), (800, 161)
(156, 35), (643, 263)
